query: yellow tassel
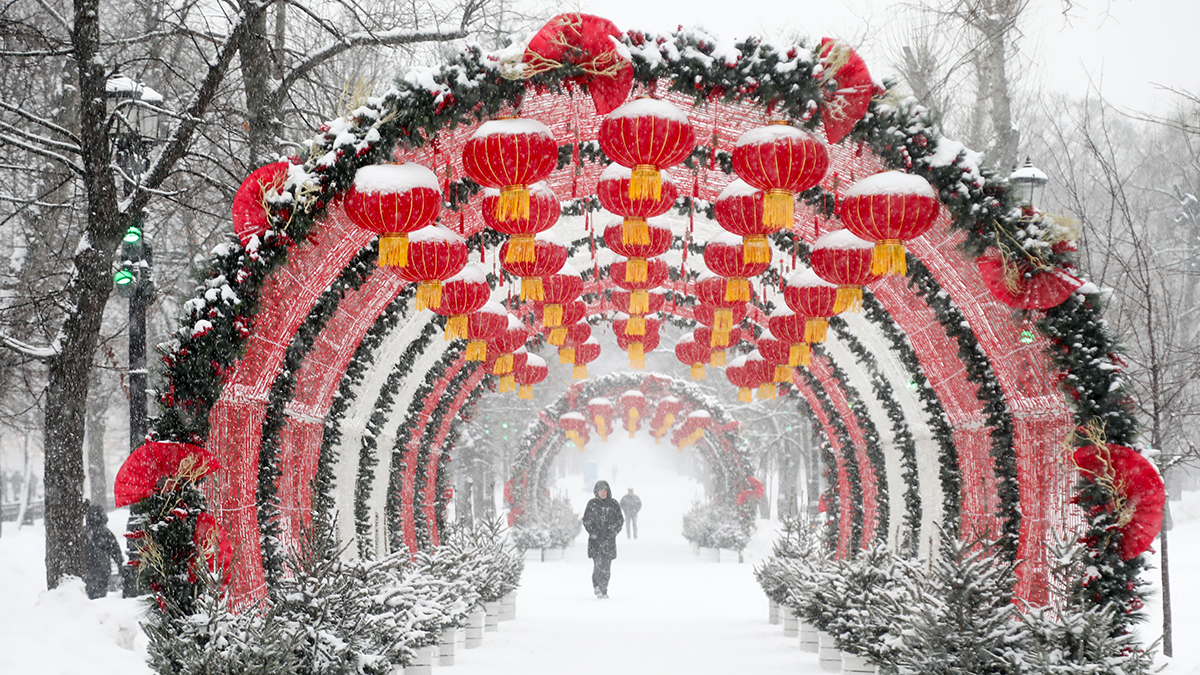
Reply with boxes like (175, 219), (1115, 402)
(775, 364), (793, 383)
(622, 217), (650, 246)
(662, 413), (675, 430)
(805, 317), (829, 344)
(710, 350), (726, 367)
(713, 327), (731, 348)
(738, 386), (752, 403)
(549, 327), (567, 346)
(559, 347), (575, 364)
(519, 384), (533, 399)
(574, 364), (587, 380)
(378, 233), (410, 267)
(498, 374), (516, 393)
(494, 353), (514, 375)
(446, 314), (468, 341)
(758, 382), (777, 400)
(628, 315), (646, 336)
(691, 362), (706, 380)
(834, 286), (863, 314)
(692, 429), (705, 442)
(715, 308), (734, 334)
(629, 165), (662, 200)
(497, 184), (530, 221)
(566, 429), (584, 451)
(743, 236), (772, 264)
(872, 239), (907, 276)
(520, 276), (544, 301)
(466, 340), (487, 361)
(628, 342), (645, 369)
(630, 289), (649, 314)
(724, 277), (750, 302)
(595, 417), (609, 442)
(763, 189), (795, 229)
(788, 342), (811, 367)
(543, 303), (563, 328)
(415, 280), (443, 311)
(506, 234), (536, 263)
(628, 257), (648, 283)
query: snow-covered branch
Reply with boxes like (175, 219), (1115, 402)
(0, 99), (81, 144)
(0, 332), (59, 359)
(0, 132), (84, 175)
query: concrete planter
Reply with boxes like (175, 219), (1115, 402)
(818, 631), (842, 672)
(842, 652), (878, 674)
(799, 620), (819, 653)
(465, 608), (485, 649)
(438, 627), (456, 666)
(500, 591), (517, 621)
(769, 599), (780, 625)
(484, 601), (500, 632)
(406, 645), (435, 675)
(781, 605), (799, 638)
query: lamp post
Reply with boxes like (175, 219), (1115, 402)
(1008, 156), (1048, 214)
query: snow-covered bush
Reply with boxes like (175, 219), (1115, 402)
(442, 518), (523, 604)
(681, 499), (752, 550)
(510, 495), (583, 551)
(754, 516), (823, 605)
(821, 544), (915, 664)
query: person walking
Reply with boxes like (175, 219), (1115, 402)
(619, 488), (642, 539)
(581, 480), (623, 599)
(83, 503), (123, 599)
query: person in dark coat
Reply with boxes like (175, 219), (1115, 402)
(83, 503), (123, 599)
(619, 488), (642, 539)
(581, 480), (623, 599)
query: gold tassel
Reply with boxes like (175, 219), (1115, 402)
(466, 340), (487, 361)
(833, 286), (864, 314)
(872, 239), (907, 276)
(775, 364), (793, 383)
(711, 350), (726, 367)
(758, 382), (777, 400)
(595, 417), (609, 442)
(494, 353), (514, 375)
(630, 289), (649, 314)
(549, 327), (567, 346)
(691, 362), (706, 380)
(520, 276), (545, 301)
(566, 429), (584, 451)
(715, 308), (734, 334)
(628, 342), (645, 369)
(498, 374), (516, 393)
(788, 342), (811, 367)
(446, 314), (468, 341)
(506, 234), (536, 263)
(805, 317), (829, 344)
(743, 236), (772, 264)
(662, 413), (676, 430)
(622, 217), (651, 245)
(738, 386), (752, 403)
(574, 364), (587, 380)
(713, 326), (732, 348)
(724, 277), (750, 302)
(559, 347), (575, 364)
(629, 165), (662, 200)
(519, 384), (533, 399)
(415, 280), (443, 311)
(543, 303), (563, 328)
(628, 315), (646, 336)
(763, 188), (795, 229)
(628, 257), (648, 283)
(378, 233), (410, 267)
(627, 409), (639, 437)
(497, 184), (531, 221)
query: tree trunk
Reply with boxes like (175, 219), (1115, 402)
(241, 0), (283, 168)
(1161, 497), (1172, 657)
(982, 26), (1018, 173)
(86, 370), (110, 509)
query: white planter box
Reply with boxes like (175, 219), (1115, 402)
(842, 652), (878, 674)
(465, 608), (485, 649)
(768, 599), (780, 625)
(484, 601), (500, 632)
(407, 645), (435, 675)
(438, 628), (456, 666)
(697, 547), (719, 562)
(500, 591), (517, 621)
(782, 605), (799, 638)
(799, 621), (819, 653)
(818, 631), (842, 672)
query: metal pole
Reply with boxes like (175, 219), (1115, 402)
(128, 272), (147, 451)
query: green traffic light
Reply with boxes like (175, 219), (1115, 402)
(123, 226), (142, 245)
(114, 269), (135, 286)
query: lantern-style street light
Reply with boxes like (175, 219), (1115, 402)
(1009, 156), (1048, 213)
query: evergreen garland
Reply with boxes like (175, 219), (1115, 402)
(793, 367), (864, 552)
(411, 357), (479, 550)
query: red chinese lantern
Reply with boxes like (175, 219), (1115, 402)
(344, 163), (442, 268)
(395, 225), (469, 310)
(430, 264), (491, 340)
(461, 118), (557, 222)
(557, 321), (593, 364)
(694, 325), (743, 366)
(839, 171), (941, 276)
(1072, 443), (1166, 561)
(620, 389), (648, 437)
(487, 313), (530, 376)
(694, 272), (746, 346)
(540, 299), (588, 346)
(597, 163), (679, 244)
(572, 338), (602, 380)
(675, 332), (711, 380)
(725, 354), (761, 403)
(784, 268), (839, 343)
(611, 290), (663, 335)
(673, 410), (711, 449)
(464, 302), (507, 361)
(603, 217), (673, 282)
(540, 264), (584, 330)
(490, 348), (528, 393)
(703, 232), (770, 302)
(560, 412), (590, 450)
(598, 98), (695, 201)
(615, 325), (660, 369)
(650, 396), (683, 443)
(810, 229), (881, 313)
(483, 181), (560, 263)
(713, 179), (772, 263)
(515, 352), (548, 399)
(757, 337), (796, 383)
(500, 232), (568, 301)
(746, 350), (776, 399)
(731, 123), (829, 229)
(693, 303), (747, 330)
(767, 308), (812, 367)
(588, 397), (614, 441)
(614, 313), (662, 341)
(611, 258), (669, 314)
(231, 161), (288, 248)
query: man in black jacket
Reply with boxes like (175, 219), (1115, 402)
(83, 503), (123, 599)
(581, 480), (623, 599)
(619, 488), (642, 539)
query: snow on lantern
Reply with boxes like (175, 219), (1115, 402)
(490, 348), (528, 393)
(757, 336), (796, 383)
(713, 179), (772, 264)
(572, 338), (601, 380)
(461, 118), (557, 222)
(675, 332), (712, 381)
(430, 263), (490, 340)
(673, 410), (711, 450)
(540, 299), (588, 346)
(540, 264), (584, 331)
(515, 352), (548, 399)
(598, 98), (695, 202)
(810, 229), (881, 313)
(703, 231), (770, 302)
(482, 181), (560, 263)
(395, 225), (469, 311)
(557, 321), (593, 364)
(464, 301), (508, 361)
(560, 411), (590, 451)
(500, 231), (568, 301)
(694, 325), (743, 366)
(731, 123), (829, 230)
(603, 217), (673, 282)
(784, 268), (839, 343)
(588, 398), (614, 442)
(611, 257), (669, 314)
(746, 349), (776, 399)
(614, 313), (662, 344)
(839, 171), (941, 277)
(650, 396), (682, 443)
(725, 354), (760, 403)
(487, 313), (530, 377)
(615, 323), (660, 369)
(692, 303), (747, 334)
(620, 389), (647, 437)
(596, 163), (679, 244)
(344, 163), (441, 267)
(767, 307), (812, 367)
(611, 289), (664, 335)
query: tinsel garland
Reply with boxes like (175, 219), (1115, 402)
(793, 367), (864, 552)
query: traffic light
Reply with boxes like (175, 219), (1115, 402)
(113, 220), (153, 298)
(114, 266), (136, 298)
(122, 224), (144, 259)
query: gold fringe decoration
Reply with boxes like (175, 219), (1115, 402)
(627, 257), (648, 283)
(566, 429), (584, 451)
(445, 314), (468, 341)
(630, 289), (649, 314)
(691, 362), (706, 380)
(595, 416), (609, 442)
(543, 303), (563, 327)
(466, 340), (487, 361)
(743, 236), (771, 264)
(549, 327), (567, 346)
(710, 350), (726, 367)
(574, 364), (588, 380)
(833, 286), (863, 314)
(724, 277), (750, 302)
(622, 217), (650, 245)
(628, 342), (645, 369)
(714, 308), (734, 334)
(871, 239), (907, 276)
(627, 408), (640, 437)
(497, 184), (530, 221)
(629, 164), (662, 200)
(763, 188), (795, 229)
(628, 315), (646, 336)
(758, 382), (777, 400)
(775, 364), (793, 383)
(415, 280), (443, 311)
(559, 347), (575, 364)
(378, 233), (410, 267)
(493, 353), (514, 375)
(805, 317), (829, 344)
(788, 343), (811, 367)
(505, 234), (536, 263)
(518, 384), (533, 399)
(520, 276), (545, 301)
(738, 386), (752, 403)
(498, 374), (516, 393)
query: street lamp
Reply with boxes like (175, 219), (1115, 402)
(1009, 156), (1048, 214)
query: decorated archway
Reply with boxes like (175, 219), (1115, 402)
(142, 13), (1148, 613)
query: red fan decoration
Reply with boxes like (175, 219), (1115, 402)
(114, 441), (220, 508)
(430, 264), (491, 340)
(620, 390), (648, 437)
(194, 512), (233, 574)
(597, 164), (679, 245)
(810, 229), (881, 313)
(515, 352), (548, 399)
(731, 124), (829, 229)
(524, 13), (633, 115)
(344, 163), (442, 267)
(818, 38), (877, 144)
(540, 265), (585, 331)
(603, 218), (673, 281)
(704, 232), (770, 302)
(232, 161), (289, 248)
(395, 225), (469, 310)
(588, 397), (614, 442)
(611, 258), (669, 314)
(1072, 443), (1166, 561)
(615, 326), (660, 369)
(737, 476), (766, 506)
(675, 333), (712, 381)
(572, 338), (602, 380)
(839, 171), (941, 277)
(767, 308), (812, 367)
(976, 251), (1083, 310)
(757, 337), (796, 383)
(500, 233), (568, 301)
(784, 268), (840, 343)
(464, 302), (508, 361)
(461, 118), (557, 222)
(598, 99), (695, 201)
(559, 411), (591, 451)
(557, 321), (593, 363)
(713, 180), (772, 263)
(483, 181), (560, 263)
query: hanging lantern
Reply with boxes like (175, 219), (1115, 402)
(482, 181), (560, 263)
(489, 348), (528, 393)
(395, 225), (469, 310)
(614, 313), (662, 340)
(344, 163), (442, 267)
(464, 302), (508, 361)
(704, 232), (770, 302)
(725, 354), (760, 403)
(757, 337), (796, 383)
(693, 303), (747, 330)
(620, 390), (647, 437)
(810, 229), (881, 313)
(588, 397), (614, 442)
(596, 163), (679, 244)
(500, 232), (568, 301)
(675, 333), (712, 381)
(611, 289), (664, 335)
(767, 308), (812, 367)
(540, 264), (584, 331)
(672, 411), (711, 450)
(559, 412), (590, 451)
(615, 327), (660, 369)
(430, 264), (490, 340)
(603, 217), (673, 281)
(598, 98), (696, 201)
(539, 299), (588, 345)
(731, 123), (829, 229)
(572, 338), (602, 380)
(713, 180), (773, 263)
(611, 257), (669, 314)
(746, 350), (776, 400)
(557, 321), (593, 364)
(487, 314), (531, 377)
(650, 396), (683, 443)
(694, 325), (743, 365)
(784, 268), (839, 343)
(515, 353), (548, 399)
(461, 118), (557, 222)
(839, 171), (942, 276)
(694, 271), (746, 345)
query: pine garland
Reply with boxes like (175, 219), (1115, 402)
(794, 366), (864, 552)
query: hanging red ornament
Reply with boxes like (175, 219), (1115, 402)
(515, 353), (549, 399)
(692, 303), (747, 331)
(650, 396), (683, 443)
(810, 229), (881, 313)
(725, 354), (762, 403)
(713, 179), (772, 263)
(839, 171), (941, 276)
(703, 231), (770, 302)
(615, 328), (660, 369)
(395, 225), (469, 310)
(693, 326), (743, 366)
(817, 38), (877, 145)
(114, 441), (220, 507)
(588, 397), (614, 442)
(193, 512), (233, 574)
(572, 338), (602, 380)
(486, 314), (531, 378)
(488, 347), (528, 393)
(598, 99), (696, 201)
(620, 389), (648, 437)
(672, 410), (711, 450)
(694, 272), (747, 345)
(464, 302), (508, 361)
(430, 264), (491, 340)
(611, 289), (664, 335)
(746, 350), (777, 399)
(976, 251), (1083, 310)
(559, 411), (591, 451)
(344, 163), (442, 267)
(767, 308), (812, 367)
(611, 258), (669, 314)
(603, 217), (673, 281)
(784, 268), (839, 343)
(499, 232), (568, 301)
(675, 332), (712, 381)
(756, 337), (796, 383)
(231, 161), (289, 248)
(731, 124), (829, 230)
(482, 181), (560, 263)
(1072, 443), (1166, 561)
(461, 118), (557, 222)
(596, 163), (679, 245)
(540, 264), (584, 331)
(538, 299), (588, 345)
(557, 321), (593, 363)
(523, 13), (633, 115)
(613, 313), (662, 340)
